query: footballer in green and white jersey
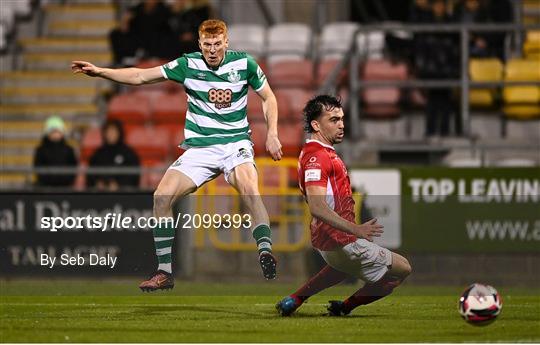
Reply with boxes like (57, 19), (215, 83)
(160, 50), (267, 148)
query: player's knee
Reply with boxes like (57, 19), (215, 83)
(153, 189), (174, 213)
(402, 258), (412, 277)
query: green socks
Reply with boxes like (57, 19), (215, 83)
(153, 222), (175, 273)
(252, 223), (273, 255)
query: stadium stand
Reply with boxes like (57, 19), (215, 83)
(361, 59), (408, 119)
(268, 59), (315, 89)
(227, 24), (266, 59)
(356, 31), (385, 59)
(469, 58), (503, 108)
(503, 58), (540, 119)
(151, 91), (188, 125)
(107, 92), (152, 124)
(1, 0), (539, 191)
(266, 23), (312, 64)
(319, 22), (359, 60)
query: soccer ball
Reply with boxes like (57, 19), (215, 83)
(459, 283), (502, 325)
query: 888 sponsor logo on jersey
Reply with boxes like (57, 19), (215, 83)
(208, 88), (232, 109)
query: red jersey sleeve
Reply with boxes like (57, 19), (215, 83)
(302, 150), (332, 188)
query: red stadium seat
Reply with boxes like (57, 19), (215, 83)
(247, 89), (264, 120)
(316, 59), (347, 87)
(152, 91), (187, 124)
(155, 124), (185, 157)
(248, 89), (291, 122)
(126, 126), (170, 164)
(279, 122), (304, 157)
(268, 60), (314, 89)
(250, 121), (268, 155)
(276, 88), (313, 122)
(108, 93), (151, 124)
(361, 59), (408, 118)
(80, 127), (102, 163)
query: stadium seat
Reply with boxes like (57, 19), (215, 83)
(278, 122), (305, 157)
(126, 126), (170, 165)
(278, 88), (313, 122)
(249, 121), (267, 156)
(108, 93), (151, 124)
(362, 59), (407, 118)
(523, 30), (540, 59)
(80, 126), (102, 162)
(319, 22), (359, 60)
(248, 89), (291, 122)
(155, 123), (185, 157)
(271, 89), (293, 122)
(151, 91), (187, 124)
(503, 59), (540, 119)
(356, 31), (385, 58)
(315, 59), (348, 88)
(228, 24), (266, 59)
(247, 89), (264, 120)
(469, 58), (503, 108)
(267, 23), (312, 64)
(267, 59), (315, 89)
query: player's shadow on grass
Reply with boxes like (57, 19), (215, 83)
(129, 305), (272, 319)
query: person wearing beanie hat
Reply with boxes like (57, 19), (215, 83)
(33, 116), (78, 187)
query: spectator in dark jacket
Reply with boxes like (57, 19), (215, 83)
(453, 0), (494, 57)
(109, 11), (140, 66)
(415, 0), (459, 136)
(87, 120), (140, 191)
(164, 0), (211, 59)
(33, 116), (78, 187)
(129, 0), (172, 59)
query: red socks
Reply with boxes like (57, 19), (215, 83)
(291, 265), (349, 305)
(342, 276), (402, 313)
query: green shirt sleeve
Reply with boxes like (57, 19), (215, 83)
(161, 56), (188, 83)
(246, 54), (267, 92)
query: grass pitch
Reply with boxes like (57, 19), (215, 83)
(1, 280), (539, 343)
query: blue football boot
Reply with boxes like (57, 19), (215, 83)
(276, 296), (299, 316)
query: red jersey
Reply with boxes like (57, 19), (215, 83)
(298, 139), (357, 251)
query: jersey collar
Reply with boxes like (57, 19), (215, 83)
(306, 139), (335, 151)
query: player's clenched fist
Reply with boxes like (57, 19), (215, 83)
(265, 134), (283, 161)
(353, 218), (384, 241)
(71, 61), (101, 77)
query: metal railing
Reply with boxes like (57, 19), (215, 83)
(319, 23), (540, 138)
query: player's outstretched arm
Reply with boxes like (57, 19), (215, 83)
(256, 83), (282, 161)
(305, 185), (384, 241)
(71, 61), (165, 86)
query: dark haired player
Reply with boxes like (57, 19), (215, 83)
(276, 95), (412, 316)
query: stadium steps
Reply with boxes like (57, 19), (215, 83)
(0, 174), (29, 188)
(1, 86), (99, 104)
(523, 0), (540, 24)
(44, 3), (115, 21)
(47, 20), (116, 37)
(0, 104), (98, 118)
(0, 71), (109, 88)
(22, 52), (112, 70)
(0, 154), (34, 167)
(18, 37), (109, 53)
(1, 1), (114, 189)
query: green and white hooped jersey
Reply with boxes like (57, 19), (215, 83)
(160, 50), (267, 148)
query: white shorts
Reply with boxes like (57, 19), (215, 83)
(168, 140), (255, 187)
(318, 239), (393, 283)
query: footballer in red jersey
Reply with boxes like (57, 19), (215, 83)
(277, 95), (412, 316)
